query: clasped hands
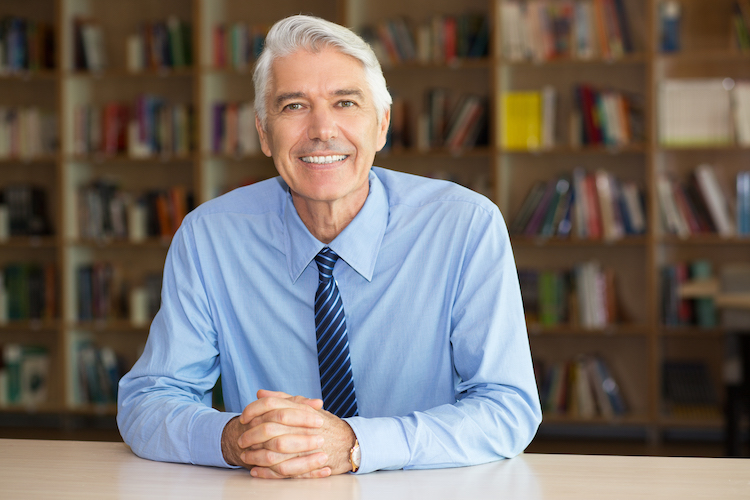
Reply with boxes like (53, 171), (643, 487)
(221, 389), (356, 479)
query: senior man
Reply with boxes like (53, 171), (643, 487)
(117, 14), (541, 479)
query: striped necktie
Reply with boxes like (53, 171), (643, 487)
(314, 248), (358, 418)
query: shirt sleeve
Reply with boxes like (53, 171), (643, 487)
(116, 220), (238, 468)
(345, 206), (542, 474)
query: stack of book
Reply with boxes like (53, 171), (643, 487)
(125, 17), (193, 72)
(0, 184), (52, 238)
(510, 168), (646, 241)
(573, 84), (644, 147)
(73, 96), (194, 157)
(73, 340), (123, 406)
(0, 16), (55, 73)
(0, 107), (58, 160)
(211, 101), (259, 155)
(501, 0), (633, 62)
(72, 17), (107, 72)
(211, 22), (266, 70)
(77, 180), (193, 242)
(659, 78), (750, 146)
(414, 89), (487, 151)
(518, 260), (620, 329)
(661, 259), (716, 328)
(0, 344), (49, 408)
(0, 262), (57, 322)
(662, 360), (719, 419)
(360, 13), (489, 66)
(537, 354), (627, 418)
(656, 164), (746, 238)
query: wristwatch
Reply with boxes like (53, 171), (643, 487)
(349, 439), (361, 473)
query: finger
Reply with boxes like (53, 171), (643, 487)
(256, 389), (292, 399)
(248, 453), (329, 478)
(290, 396), (324, 410)
(251, 466), (332, 479)
(247, 407), (324, 430)
(239, 421), (321, 449)
(240, 397), (321, 425)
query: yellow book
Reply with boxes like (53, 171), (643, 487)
(501, 91), (542, 150)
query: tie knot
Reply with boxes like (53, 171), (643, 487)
(315, 248), (339, 280)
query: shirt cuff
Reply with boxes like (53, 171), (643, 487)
(189, 410), (241, 468)
(344, 416), (410, 474)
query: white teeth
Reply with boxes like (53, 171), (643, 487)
(301, 155), (346, 164)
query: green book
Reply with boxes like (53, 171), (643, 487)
(690, 260), (716, 328)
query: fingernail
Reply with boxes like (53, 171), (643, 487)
(315, 417), (324, 426)
(317, 436), (325, 447)
(250, 468), (258, 477)
(319, 454), (328, 465)
(240, 452), (246, 463)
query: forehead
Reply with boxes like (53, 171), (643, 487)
(269, 46), (368, 95)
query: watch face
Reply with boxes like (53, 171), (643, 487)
(352, 445), (361, 467)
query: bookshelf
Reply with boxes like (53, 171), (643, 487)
(0, 0), (747, 445)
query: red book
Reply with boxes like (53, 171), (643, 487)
(584, 174), (602, 239)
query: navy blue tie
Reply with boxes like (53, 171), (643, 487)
(314, 248), (358, 418)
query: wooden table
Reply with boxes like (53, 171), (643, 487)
(1, 438), (748, 499)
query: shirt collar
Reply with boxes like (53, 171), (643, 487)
(283, 169), (388, 283)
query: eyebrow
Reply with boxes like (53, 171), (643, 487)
(274, 88), (366, 108)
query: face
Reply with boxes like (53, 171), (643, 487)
(256, 46), (390, 210)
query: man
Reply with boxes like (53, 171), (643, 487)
(117, 15), (541, 479)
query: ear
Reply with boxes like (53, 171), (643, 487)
(376, 107), (391, 152)
(255, 115), (273, 157)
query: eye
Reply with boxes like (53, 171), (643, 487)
(284, 103), (303, 111)
(338, 100), (356, 108)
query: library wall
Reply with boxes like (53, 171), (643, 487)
(0, 0), (748, 443)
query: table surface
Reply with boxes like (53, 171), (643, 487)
(1, 438), (748, 499)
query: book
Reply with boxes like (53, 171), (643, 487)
(662, 361), (719, 418)
(502, 91), (541, 150)
(659, 79), (733, 146)
(695, 164), (736, 237)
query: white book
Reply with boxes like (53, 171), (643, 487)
(127, 198), (147, 243)
(695, 163), (736, 236)
(238, 102), (259, 155)
(656, 173), (690, 238)
(621, 181), (646, 233)
(81, 23), (107, 72)
(502, 2), (523, 61)
(541, 86), (556, 148)
(660, 79), (732, 145)
(130, 286), (148, 327)
(126, 34), (144, 72)
(732, 81), (750, 146)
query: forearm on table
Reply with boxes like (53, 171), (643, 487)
(345, 387), (541, 474)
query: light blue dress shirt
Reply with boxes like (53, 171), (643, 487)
(117, 167), (542, 474)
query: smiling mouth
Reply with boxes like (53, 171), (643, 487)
(300, 155), (348, 164)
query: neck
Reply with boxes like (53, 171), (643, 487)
(292, 187), (368, 244)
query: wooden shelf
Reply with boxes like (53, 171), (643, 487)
(541, 413), (652, 425)
(66, 68), (195, 79)
(528, 324), (650, 336)
(68, 238), (172, 249)
(503, 53), (649, 67)
(502, 144), (648, 155)
(658, 49), (750, 63)
(511, 236), (648, 247)
(0, 237), (58, 249)
(69, 321), (151, 333)
(659, 235), (750, 245)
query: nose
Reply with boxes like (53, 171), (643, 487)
(307, 105), (338, 142)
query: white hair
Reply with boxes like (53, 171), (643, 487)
(253, 15), (392, 129)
